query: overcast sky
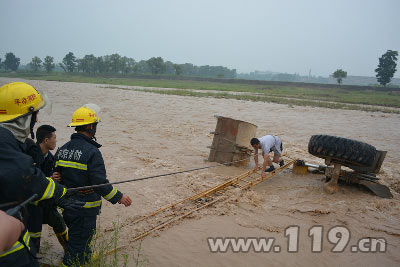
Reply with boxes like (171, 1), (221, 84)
(1, 0), (399, 77)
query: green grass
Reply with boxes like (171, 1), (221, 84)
(49, 220), (147, 267)
(1, 72), (399, 111)
(131, 88), (400, 114)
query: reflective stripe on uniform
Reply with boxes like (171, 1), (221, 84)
(103, 187), (118, 201)
(28, 232), (41, 238)
(33, 177), (55, 205)
(83, 200), (102, 208)
(0, 231), (30, 258)
(55, 160), (88, 171)
(56, 229), (68, 236)
(61, 187), (67, 198)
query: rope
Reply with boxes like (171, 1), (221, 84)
(1, 153), (297, 208)
(0, 157), (251, 209)
(67, 156), (251, 192)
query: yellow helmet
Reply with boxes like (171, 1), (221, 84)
(0, 82), (45, 123)
(68, 106), (100, 127)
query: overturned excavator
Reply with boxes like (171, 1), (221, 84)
(294, 135), (392, 198)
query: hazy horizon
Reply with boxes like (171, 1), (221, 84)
(1, 0), (399, 77)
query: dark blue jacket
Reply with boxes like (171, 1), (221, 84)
(25, 138), (56, 178)
(0, 126), (66, 206)
(0, 126), (67, 266)
(55, 133), (122, 216)
(40, 151), (55, 177)
(24, 138), (57, 252)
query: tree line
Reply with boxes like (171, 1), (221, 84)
(1, 50), (397, 86)
(0, 52), (237, 79)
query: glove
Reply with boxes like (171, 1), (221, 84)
(56, 195), (85, 213)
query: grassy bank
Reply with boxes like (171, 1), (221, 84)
(130, 88), (400, 114)
(1, 72), (399, 111)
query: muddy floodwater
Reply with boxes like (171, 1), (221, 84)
(1, 78), (399, 267)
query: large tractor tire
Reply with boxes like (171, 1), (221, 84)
(308, 135), (376, 168)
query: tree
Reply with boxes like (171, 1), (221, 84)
(180, 63), (196, 76)
(164, 61), (175, 74)
(332, 69), (347, 85)
(4, 52), (20, 71)
(43, 56), (55, 72)
(109, 53), (122, 73)
(126, 57), (136, 74)
(133, 60), (150, 74)
(78, 54), (97, 73)
(59, 63), (67, 72)
(375, 50), (398, 86)
(173, 64), (182, 75)
(96, 56), (106, 73)
(147, 57), (166, 75)
(121, 57), (135, 74)
(61, 52), (77, 72)
(29, 56), (42, 72)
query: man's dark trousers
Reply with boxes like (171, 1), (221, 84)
(62, 211), (96, 266)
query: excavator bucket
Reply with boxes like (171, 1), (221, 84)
(358, 180), (393, 199)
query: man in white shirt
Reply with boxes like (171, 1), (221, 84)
(251, 135), (284, 177)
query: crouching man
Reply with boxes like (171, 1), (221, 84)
(251, 135), (284, 178)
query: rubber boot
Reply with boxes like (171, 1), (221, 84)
(56, 230), (69, 251)
(279, 160), (285, 167)
(265, 165), (275, 172)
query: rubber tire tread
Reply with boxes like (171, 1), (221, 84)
(308, 135), (376, 167)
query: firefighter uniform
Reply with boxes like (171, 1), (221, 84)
(56, 133), (122, 266)
(0, 82), (84, 267)
(25, 138), (45, 252)
(0, 126), (69, 267)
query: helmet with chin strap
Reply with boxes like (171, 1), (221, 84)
(68, 105), (100, 140)
(68, 106), (100, 127)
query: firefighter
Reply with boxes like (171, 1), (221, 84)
(0, 82), (84, 267)
(25, 125), (69, 251)
(56, 105), (132, 267)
